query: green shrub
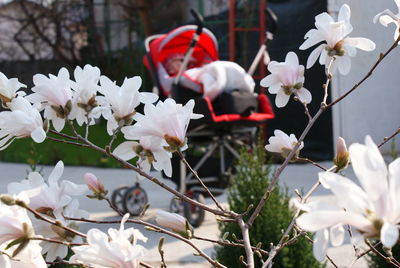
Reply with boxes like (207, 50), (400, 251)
(215, 142), (322, 268)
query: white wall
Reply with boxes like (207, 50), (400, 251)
(329, 0), (400, 154)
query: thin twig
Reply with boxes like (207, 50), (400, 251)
(192, 235), (269, 256)
(139, 261), (154, 268)
(297, 157), (328, 171)
(46, 136), (91, 148)
(294, 91), (312, 121)
(365, 240), (400, 267)
(108, 125), (123, 149)
(30, 237), (86, 247)
(326, 255), (339, 268)
(177, 150), (225, 212)
(322, 57), (335, 105)
(23, 205), (86, 238)
(347, 241), (381, 268)
(48, 129), (79, 140)
(378, 127), (400, 148)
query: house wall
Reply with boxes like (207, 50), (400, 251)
(328, 0), (400, 154)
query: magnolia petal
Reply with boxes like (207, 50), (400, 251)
(313, 229), (329, 261)
(337, 55), (351, 75)
(52, 117), (65, 132)
(330, 224), (345, 247)
(300, 29), (324, 50)
(396, 0), (400, 11)
(113, 141), (138, 161)
(139, 92), (158, 104)
(319, 172), (369, 214)
(260, 74), (279, 88)
(349, 136), (388, 200)
(296, 88), (312, 104)
(285, 51), (299, 66)
(338, 4), (351, 24)
(379, 14), (397, 27)
(268, 83), (281, 94)
(380, 222), (399, 248)
(275, 89), (290, 108)
(345, 37), (376, 51)
(296, 210), (371, 233)
(31, 127), (46, 143)
(306, 44), (325, 69)
(48, 161), (64, 184)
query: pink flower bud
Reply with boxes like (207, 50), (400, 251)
(334, 137), (349, 171)
(84, 173), (106, 195)
(155, 210), (193, 238)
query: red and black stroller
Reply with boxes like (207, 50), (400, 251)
(112, 10), (275, 227)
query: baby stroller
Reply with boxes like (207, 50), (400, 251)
(113, 10), (275, 227)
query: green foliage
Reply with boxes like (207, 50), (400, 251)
(215, 142), (322, 268)
(367, 242), (400, 267)
(0, 120), (124, 167)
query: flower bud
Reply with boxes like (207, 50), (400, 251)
(155, 210), (193, 238)
(334, 137), (349, 171)
(84, 173), (107, 199)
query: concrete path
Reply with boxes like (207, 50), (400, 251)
(0, 161), (369, 267)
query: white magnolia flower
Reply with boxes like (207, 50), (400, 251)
(34, 199), (88, 261)
(114, 136), (173, 177)
(0, 97), (46, 150)
(8, 161), (87, 214)
(98, 75), (158, 135)
(7, 161), (88, 261)
(71, 214), (147, 268)
(297, 136), (400, 260)
(295, 200), (346, 261)
(0, 195), (34, 245)
(0, 240), (46, 268)
(122, 98), (203, 151)
(260, 52), (311, 108)
(155, 210), (192, 238)
(374, 0), (400, 43)
(0, 72), (26, 105)
(27, 67), (73, 131)
(300, 4), (375, 75)
(69, 64), (102, 126)
(265, 129), (304, 158)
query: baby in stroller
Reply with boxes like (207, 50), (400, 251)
(161, 53), (255, 102)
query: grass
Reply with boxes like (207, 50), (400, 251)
(0, 120), (126, 168)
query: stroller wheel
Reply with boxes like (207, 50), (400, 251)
(169, 197), (184, 214)
(183, 192), (206, 228)
(110, 186), (128, 214)
(123, 184), (148, 216)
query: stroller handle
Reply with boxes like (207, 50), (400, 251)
(190, 9), (203, 35)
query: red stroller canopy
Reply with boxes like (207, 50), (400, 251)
(144, 25), (219, 73)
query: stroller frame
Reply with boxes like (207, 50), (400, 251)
(142, 10), (274, 227)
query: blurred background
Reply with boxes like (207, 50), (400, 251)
(0, 0), (398, 167)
